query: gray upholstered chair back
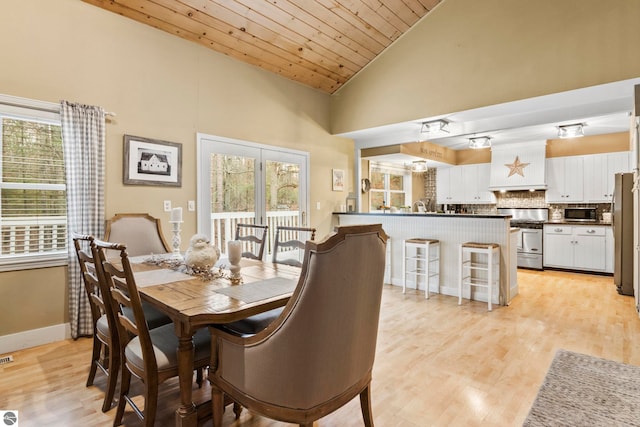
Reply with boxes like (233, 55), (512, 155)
(104, 213), (170, 257)
(211, 223), (387, 422)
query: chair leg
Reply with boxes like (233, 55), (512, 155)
(233, 402), (242, 419)
(113, 365), (131, 426)
(212, 387), (225, 427)
(196, 367), (204, 387)
(101, 344), (119, 412)
(87, 335), (101, 386)
(143, 379), (159, 427)
(359, 385), (374, 427)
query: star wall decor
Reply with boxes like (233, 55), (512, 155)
(505, 156), (530, 177)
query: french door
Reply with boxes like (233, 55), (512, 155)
(197, 133), (309, 257)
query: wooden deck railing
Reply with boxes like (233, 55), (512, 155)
(1, 216), (67, 255)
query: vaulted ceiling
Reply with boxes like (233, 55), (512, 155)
(82, 0), (442, 94)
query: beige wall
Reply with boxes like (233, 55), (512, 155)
(0, 0), (352, 337)
(331, 0), (640, 134)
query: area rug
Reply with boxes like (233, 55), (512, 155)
(524, 349), (640, 426)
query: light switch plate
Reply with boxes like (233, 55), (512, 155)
(163, 200), (171, 212)
(188, 200), (195, 211)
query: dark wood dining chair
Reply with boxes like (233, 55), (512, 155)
(218, 225), (315, 338)
(95, 239), (210, 427)
(104, 213), (170, 257)
(209, 224), (388, 427)
(272, 225), (316, 267)
(72, 232), (119, 412)
(235, 223), (268, 260)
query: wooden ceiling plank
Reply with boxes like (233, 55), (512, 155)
(147, 0), (351, 82)
(314, 0), (394, 47)
(205, 0), (370, 71)
(386, 0), (425, 26)
(359, 0), (417, 30)
(417, 0), (442, 11)
(333, 0), (403, 42)
(400, 0), (429, 16)
(268, 0), (387, 57)
(82, 0), (341, 92)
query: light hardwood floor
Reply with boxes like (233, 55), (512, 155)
(2, 269), (640, 426)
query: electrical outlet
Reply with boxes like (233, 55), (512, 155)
(188, 200), (195, 211)
(316, 202), (321, 210)
(163, 200), (171, 212)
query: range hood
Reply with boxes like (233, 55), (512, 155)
(488, 141), (547, 191)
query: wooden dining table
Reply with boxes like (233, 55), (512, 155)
(123, 255), (301, 427)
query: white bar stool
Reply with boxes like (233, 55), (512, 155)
(402, 238), (440, 298)
(459, 242), (500, 311)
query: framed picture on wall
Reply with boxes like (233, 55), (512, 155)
(123, 135), (182, 187)
(332, 169), (344, 191)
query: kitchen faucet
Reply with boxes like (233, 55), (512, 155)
(413, 200), (426, 213)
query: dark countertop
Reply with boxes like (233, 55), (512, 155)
(333, 212), (511, 219)
(545, 220), (611, 226)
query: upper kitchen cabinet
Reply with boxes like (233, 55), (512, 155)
(545, 156), (584, 203)
(437, 164), (495, 204)
(462, 163), (496, 204)
(436, 166), (463, 204)
(583, 152), (631, 203)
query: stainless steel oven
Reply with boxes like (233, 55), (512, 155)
(499, 208), (548, 270)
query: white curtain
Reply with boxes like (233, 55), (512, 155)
(61, 101), (105, 339)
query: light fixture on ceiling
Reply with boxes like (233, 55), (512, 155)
(557, 123), (585, 139)
(420, 119), (449, 134)
(411, 160), (428, 172)
(469, 136), (491, 149)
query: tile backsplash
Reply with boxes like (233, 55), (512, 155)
(429, 185), (611, 218)
(495, 190), (547, 208)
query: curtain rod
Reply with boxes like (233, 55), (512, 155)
(0, 100), (116, 117)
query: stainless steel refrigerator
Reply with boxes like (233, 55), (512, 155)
(613, 172), (634, 296)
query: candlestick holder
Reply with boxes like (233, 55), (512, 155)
(227, 240), (243, 285)
(169, 220), (183, 260)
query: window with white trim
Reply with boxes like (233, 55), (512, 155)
(0, 95), (66, 271)
(369, 162), (412, 211)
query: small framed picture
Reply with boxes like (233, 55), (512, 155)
(332, 169), (344, 192)
(123, 135), (182, 187)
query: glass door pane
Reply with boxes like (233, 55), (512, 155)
(262, 150), (308, 260)
(209, 152), (258, 252)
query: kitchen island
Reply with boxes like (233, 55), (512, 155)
(334, 212), (517, 306)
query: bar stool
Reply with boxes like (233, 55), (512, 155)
(459, 242), (500, 311)
(402, 238), (440, 298)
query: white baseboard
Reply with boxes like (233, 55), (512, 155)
(0, 323), (71, 355)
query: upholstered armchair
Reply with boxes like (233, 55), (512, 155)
(209, 224), (388, 427)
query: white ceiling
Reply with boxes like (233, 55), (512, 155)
(342, 78), (640, 166)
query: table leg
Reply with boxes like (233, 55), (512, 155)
(175, 333), (197, 427)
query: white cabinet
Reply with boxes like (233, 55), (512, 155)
(462, 164), (496, 204)
(437, 164), (495, 204)
(544, 226), (574, 268)
(545, 156), (584, 203)
(543, 224), (607, 272)
(605, 226), (614, 274)
(583, 152), (630, 203)
(436, 167), (463, 204)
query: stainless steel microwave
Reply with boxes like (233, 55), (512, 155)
(564, 207), (597, 222)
